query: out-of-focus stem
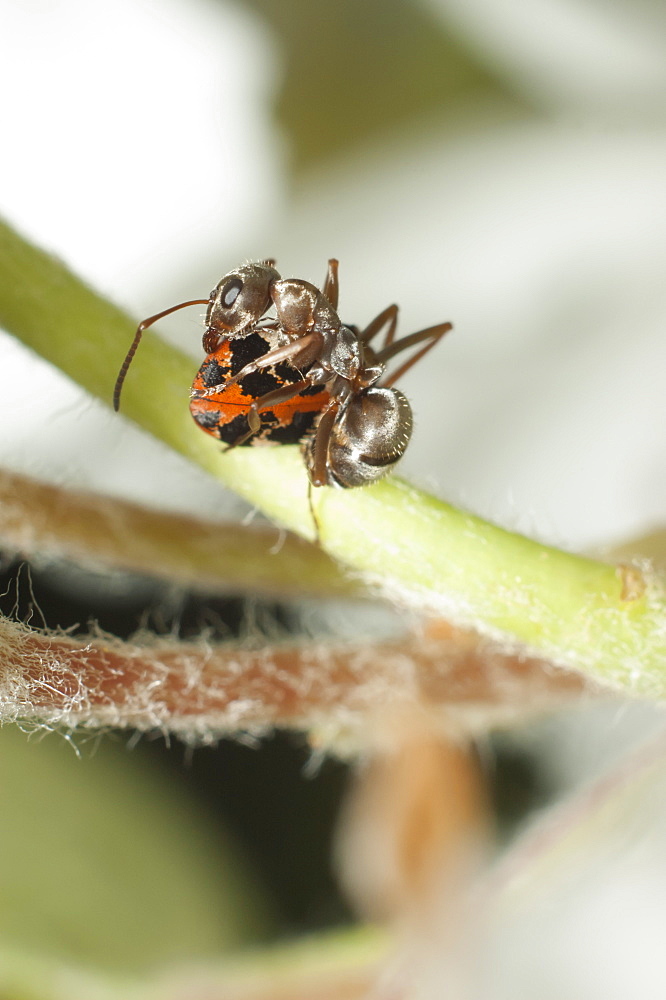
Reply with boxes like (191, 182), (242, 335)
(0, 469), (356, 599)
(0, 615), (594, 742)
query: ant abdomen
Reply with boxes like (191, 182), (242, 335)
(324, 387), (413, 488)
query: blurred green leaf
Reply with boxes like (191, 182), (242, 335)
(0, 924), (385, 1000)
(245, 0), (524, 170)
(0, 728), (268, 972)
(0, 941), (144, 1000)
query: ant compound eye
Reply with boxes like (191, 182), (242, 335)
(221, 277), (243, 308)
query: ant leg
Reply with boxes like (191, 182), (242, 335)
(375, 321), (453, 365)
(358, 304), (399, 348)
(322, 259), (339, 310)
(307, 402), (340, 487)
(114, 298), (209, 411)
(378, 321), (453, 388)
(222, 378), (314, 448)
(194, 331), (324, 398)
(307, 480), (322, 544)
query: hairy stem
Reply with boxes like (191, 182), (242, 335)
(0, 614), (591, 740)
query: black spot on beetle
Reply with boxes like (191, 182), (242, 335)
(273, 359), (309, 384)
(240, 369), (281, 397)
(229, 332), (272, 377)
(201, 358), (230, 387)
(191, 407), (222, 431)
(216, 412), (252, 445)
(267, 410), (319, 443)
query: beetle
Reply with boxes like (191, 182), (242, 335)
(113, 259), (452, 488)
(188, 325), (332, 448)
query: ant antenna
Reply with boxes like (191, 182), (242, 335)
(113, 299), (209, 411)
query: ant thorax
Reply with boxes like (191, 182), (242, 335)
(307, 326), (379, 388)
(323, 326), (362, 380)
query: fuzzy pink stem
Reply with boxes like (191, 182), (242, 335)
(0, 616), (597, 744)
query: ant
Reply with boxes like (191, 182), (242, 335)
(114, 260), (452, 489)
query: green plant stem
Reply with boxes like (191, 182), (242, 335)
(1, 217), (664, 693)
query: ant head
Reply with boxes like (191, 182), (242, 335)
(204, 261), (280, 352)
(314, 387), (413, 488)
